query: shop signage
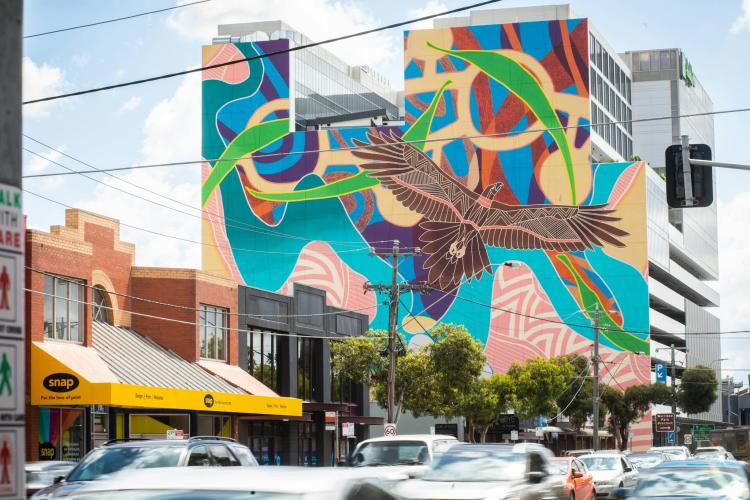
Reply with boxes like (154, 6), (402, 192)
(203, 394), (214, 408)
(325, 411), (336, 431)
(434, 423), (458, 438)
(384, 423), (397, 437)
(492, 414), (520, 433)
(43, 373), (79, 393)
(341, 422), (355, 437)
(166, 429), (184, 440)
(655, 413), (675, 433)
(38, 442), (55, 461)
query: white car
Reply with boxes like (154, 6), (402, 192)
(579, 453), (638, 497)
(348, 434), (458, 469)
(648, 445), (692, 460)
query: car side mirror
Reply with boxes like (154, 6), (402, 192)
(526, 471), (546, 484)
(407, 468), (427, 479)
(53, 475), (65, 484)
(337, 458), (349, 467)
(610, 487), (630, 499)
(572, 471), (584, 479)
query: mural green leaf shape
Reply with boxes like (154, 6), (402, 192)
(201, 118), (290, 207)
(245, 80), (453, 203)
(427, 42), (577, 204)
(557, 254), (650, 354)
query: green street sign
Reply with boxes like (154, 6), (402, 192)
(692, 424), (715, 441)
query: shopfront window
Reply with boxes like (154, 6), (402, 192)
(297, 337), (319, 401)
(298, 422), (318, 466)
(37, 407), (85, 461)
(248, 421), (284, 465)
(43, 275), (84, 342)
(129, 414), (189, 440)
(200, 304), (228, 360)
(197, 414), (231, 437)
(249, 330), (278, 391)
(92, 286), (112, 324)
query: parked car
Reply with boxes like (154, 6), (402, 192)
(37, 466), (398, 500)
(647, 445), (692, 460)
(548, 457), (595, 500)
(610, 459), (750, 500)
(390, 443), (558, 500)
(31, 437), (258, 499)
(25, 462), (76, 498)
(348, 434), (458, 468)
(627, 452), (670, 470)
(565, 450), (594, 458)
(579, 453), (638, 497)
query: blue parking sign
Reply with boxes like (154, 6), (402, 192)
(667, 431), (675, 444)
(655, 363), (667, 383)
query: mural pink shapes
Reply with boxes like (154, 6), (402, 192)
(203, 44), (250, 83)
(277, 242), (377, 321)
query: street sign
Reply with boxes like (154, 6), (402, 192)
(325, 411), (336, 431)
(655, 413), (676, 433)
(341, 422), (355, 437)
(0, 429), (21, 497)
(384, 423), (397, 437)
(491, 414), (520, 433)
(535, 427), (544, 438)
(434, 423), (458, 438)
(166, 429), (184, 440)
(693, 424), (715, 441)
(667, 431), (676, 445)
(684, 434), (693, 445)
(510, 430), (519, 441)
(655, 363), (667, 383)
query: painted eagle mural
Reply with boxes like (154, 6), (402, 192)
(352, 130), (629, 289)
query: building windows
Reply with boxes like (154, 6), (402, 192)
(43, 275), (84, 342)
(200, 304), (228, 361)
(297, 337), (319, 401)
(249, 330), (278, 391)
(92, 286), (112, 324)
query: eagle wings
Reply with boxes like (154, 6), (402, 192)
(351, 130), (628, 289)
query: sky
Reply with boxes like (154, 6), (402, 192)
(21, 0), (750, 383)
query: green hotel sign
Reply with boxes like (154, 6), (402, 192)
(680, 51), (696, 88)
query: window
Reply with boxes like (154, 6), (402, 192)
(43, 275), (84, 342)
(249, 330), (278, 391)
(197, 414), (231, 437)
(92, 286), (112, 324)
(297, 337), (319, 401)
(187, 446), (211, 466)
(200, 304), (228, 360)
(208, 445), (241, 466)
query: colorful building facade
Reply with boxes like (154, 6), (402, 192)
(201, 20), (653, 448)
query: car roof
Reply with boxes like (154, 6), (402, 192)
(102, 438), (239, 447)
(445, 443), (553, 457)
(654, 459), (747, 469)
(357, 434), (457, 444)
(70, 467), (378, 494)
(649, 446), (686, 450)
(580, 453), (624, 458)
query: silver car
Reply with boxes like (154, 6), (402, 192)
(647, 446), (691, 460)
(579, 453), (638, 497)
(390, 443), (558, 500)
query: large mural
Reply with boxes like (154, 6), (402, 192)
(201, 20), (651, 445)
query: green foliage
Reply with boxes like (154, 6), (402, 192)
(330, 330), (388, 384)
(678, 366), (718, 414)
(601, 383), (671, 451)
(458, 374), (517, 443)
(554, 355), (594, 430)
(508, 356), (574, 419)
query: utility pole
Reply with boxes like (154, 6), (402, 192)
(671, 344), (677, 417)
(364, 241), (427, 425)
(592, 306), (601, 452)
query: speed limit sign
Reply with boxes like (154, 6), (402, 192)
(384, 423), (397, 437)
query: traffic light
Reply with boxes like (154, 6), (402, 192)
(665, 143), (713, 208)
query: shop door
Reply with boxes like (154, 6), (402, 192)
(38, 408), (85, 461)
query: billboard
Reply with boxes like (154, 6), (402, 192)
(201, 20), (650, 444)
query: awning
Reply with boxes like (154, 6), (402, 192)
(31, 340), (301, 417)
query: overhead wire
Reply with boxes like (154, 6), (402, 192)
(22, 0), (504, 105)
(22, 107), (750, 178)
(24, 0), (213, 39)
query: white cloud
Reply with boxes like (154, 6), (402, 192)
(408, 1), (449, 30)
(731, 0), (750, 33)
(24, 147), (66, 189)
(71, 54), (89, 67)
(119, 96), (142, 113)
(22, 57), (66, 118)
(165, 0), (398, 71)
(77, 74), (202, 268)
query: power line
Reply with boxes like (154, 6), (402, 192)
(25, 0), (213, 39)
(22, 107), (750, 178)
(21, 0), (503, 105)
(27, 266), (376, 323)
(23, 188), (371, 256)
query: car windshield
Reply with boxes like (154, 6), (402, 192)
(629, 454), (664, 468)
(67, 446), (185, 482)
(422, 450), (525, 482)
(351, 441), (430, 466)
(548, 460), (571, 475)
(634, 467), (749, 499)
(580, 456), (619, 471)
(656, 449), (685, 456)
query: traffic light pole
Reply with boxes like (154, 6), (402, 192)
(592, 307), (601, 451)
(670, 344), (677, 417)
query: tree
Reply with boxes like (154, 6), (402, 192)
(458, 374), (516, 443)
(508, 356), (574, 420)
(601, 382), (671, 450)
(678, 365), (719, 414)
(554, 355), (594, 430)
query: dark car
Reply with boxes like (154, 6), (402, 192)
(611, 459), (750, 500)
(31, 437), (257, 499)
